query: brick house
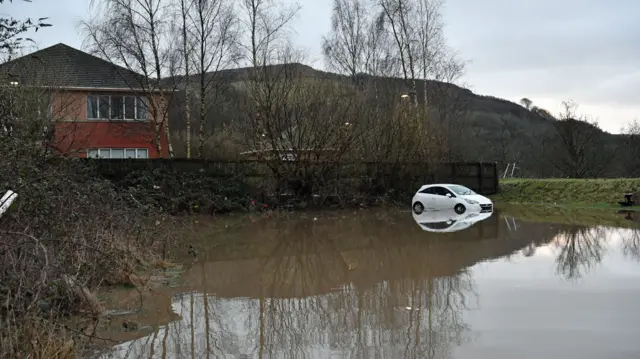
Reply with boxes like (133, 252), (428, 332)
(0, 43), (168, 158)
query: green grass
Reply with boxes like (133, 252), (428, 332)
(492, 178), (640, 210)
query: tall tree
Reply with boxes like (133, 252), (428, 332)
(322, 0), (370, 79)
(378, 0), (419, 105)
(177, 0), (194, 158)
(188, 0), (238, 158)
(236, 0), (300, 68)
(415, 0), (446, 106)
(83, 0), (176, 157)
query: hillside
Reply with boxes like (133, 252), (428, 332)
(166, 63), (629, 178)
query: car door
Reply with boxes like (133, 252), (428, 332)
(432, 186), (456, 210)
(418, 187), (438, 209)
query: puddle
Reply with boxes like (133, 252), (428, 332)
(93, 208), (640, 358)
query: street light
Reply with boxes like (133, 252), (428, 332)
(9, 81), (18, 86)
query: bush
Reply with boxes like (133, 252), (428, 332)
(118, 167), (255, 214)
(0, 85), (173, 357)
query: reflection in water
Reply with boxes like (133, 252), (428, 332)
(621, 229), (640, 261)
(412, 210), (493, 233)
(99, 210), (640, 359)
(553, 227), (606, 280)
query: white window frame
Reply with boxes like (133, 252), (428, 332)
(86, 95), (148, 121)
(124, 96), (136, 120)
(86, 95), (99, 120)
(87, 148), (149, 159)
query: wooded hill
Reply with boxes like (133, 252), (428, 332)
(166, 63), (635, 178)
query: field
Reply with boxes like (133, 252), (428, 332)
(492, 178), (640, 210)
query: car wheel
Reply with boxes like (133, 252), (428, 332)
(413, 202), (425, 214)
(454, 203), (466, 215)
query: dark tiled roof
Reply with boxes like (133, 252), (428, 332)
(0, 43), (147, 89)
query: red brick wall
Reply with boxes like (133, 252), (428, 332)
(50, 90), (168, 158)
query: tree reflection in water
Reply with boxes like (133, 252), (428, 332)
(552, 226), (606, 280)
(102, 211), (565, 359)
(621, 229), (640, 261)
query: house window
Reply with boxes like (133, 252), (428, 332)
(110, 96), (124, 120)
(86, 95), (149, 121)
(87, 96), (98, 119)
(124, 96), (136, 119)
(136, 97), (148, 120)
(98, 95), (110, 119)
(87, 148), (149, 159)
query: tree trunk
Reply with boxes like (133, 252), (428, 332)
(197, 91), (206, 158)
(185, 87), (192, 158)
(160, 94), (174, 158)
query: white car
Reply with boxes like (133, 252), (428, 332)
(412, 210), (493, 233)
(411, 183), (493, 215)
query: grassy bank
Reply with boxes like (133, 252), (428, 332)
(492, 178), (640, 210)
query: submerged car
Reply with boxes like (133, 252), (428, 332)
(412, 210), (493, 233)
(411, 183), (493, 215)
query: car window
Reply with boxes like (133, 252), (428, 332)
(448, 185), (475, 195)
(432, 186), (454, 196)
(419, 187), (435, 194)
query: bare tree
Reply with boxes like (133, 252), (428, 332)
(415, 0), (446, 106)
(83, 0), (176, 157)
(175, 0), (194, 158)
(426, 52), (467, 161)
(364, 11), (396, 77)
(322, 0), (370, 79)
(187, 0), (238, 158)
(543, 101), (609, 178)
(378, 0), (419, 105)
(239, 51), (365, 198)
(236, 0), (300, 68)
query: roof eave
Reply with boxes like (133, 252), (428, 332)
(6, 84), (174, 94)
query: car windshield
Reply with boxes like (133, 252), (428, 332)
(448, 185), (475, 195)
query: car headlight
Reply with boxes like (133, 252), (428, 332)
(464, 198), (479, 205)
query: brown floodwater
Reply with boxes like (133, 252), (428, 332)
(94, 208), (640, 359)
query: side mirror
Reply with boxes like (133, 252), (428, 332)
(446, 193), (452, 198)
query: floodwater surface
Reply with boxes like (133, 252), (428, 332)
(96, 208), (640, 359)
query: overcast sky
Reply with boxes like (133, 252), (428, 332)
(3, 0), (638, 133)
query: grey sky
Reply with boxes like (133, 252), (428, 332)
(4, 0), (638, 132)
